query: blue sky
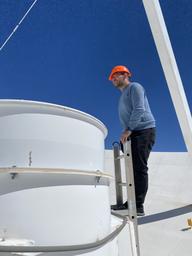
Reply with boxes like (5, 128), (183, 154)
(0, 0), (192, 151)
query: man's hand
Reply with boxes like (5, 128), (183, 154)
(120, 130), (132, 144)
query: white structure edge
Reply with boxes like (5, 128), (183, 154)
(142, 0), (192, 154)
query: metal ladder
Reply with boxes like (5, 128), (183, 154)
(112, 139), (140, 256)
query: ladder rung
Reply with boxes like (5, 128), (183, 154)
(118, 182), (127, 186)
(115, 155), (124, 160)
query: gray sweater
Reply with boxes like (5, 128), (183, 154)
(118, 82), (155, 131)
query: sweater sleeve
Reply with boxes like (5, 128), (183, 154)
(129, 83), (145, 131)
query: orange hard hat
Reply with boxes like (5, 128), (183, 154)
(108, 65), (132, 80)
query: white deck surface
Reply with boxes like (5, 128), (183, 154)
(105, 151), (192, 256)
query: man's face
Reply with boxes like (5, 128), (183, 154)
(111, 72), (128, 89)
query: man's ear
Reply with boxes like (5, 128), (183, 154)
(124, 73), (129, 79)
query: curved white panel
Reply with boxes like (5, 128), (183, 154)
(0, 100), (114, 256)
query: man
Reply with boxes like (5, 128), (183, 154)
(109, 65), (156, 216)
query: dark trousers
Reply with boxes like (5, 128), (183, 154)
(121, 128), (156, 208)
(131, 128), (156, 207)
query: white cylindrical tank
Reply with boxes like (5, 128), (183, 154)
(0, 100), (113, 256)
(0, 100), (106, 170)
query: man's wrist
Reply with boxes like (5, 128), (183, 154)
(124, 129), (132, 133)
(124, 127), (132, 132)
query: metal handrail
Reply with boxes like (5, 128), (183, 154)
(0, 167), (113, 179)
(0, 216), (127, 254)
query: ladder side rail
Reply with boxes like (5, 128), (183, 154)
(113, 142), (123, 207)
(123, 140), (140, 256)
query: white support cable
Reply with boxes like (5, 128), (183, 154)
(0, 0), (38, 52)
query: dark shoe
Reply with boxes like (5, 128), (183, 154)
(137, 205), (145, 216)
(111, 201), (128, 210)
(123, 201), (128, 209)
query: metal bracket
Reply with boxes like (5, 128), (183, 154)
(10, 173), (18, 180)
(95, 170), (102, 187)
(10, 166), (18, 180)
